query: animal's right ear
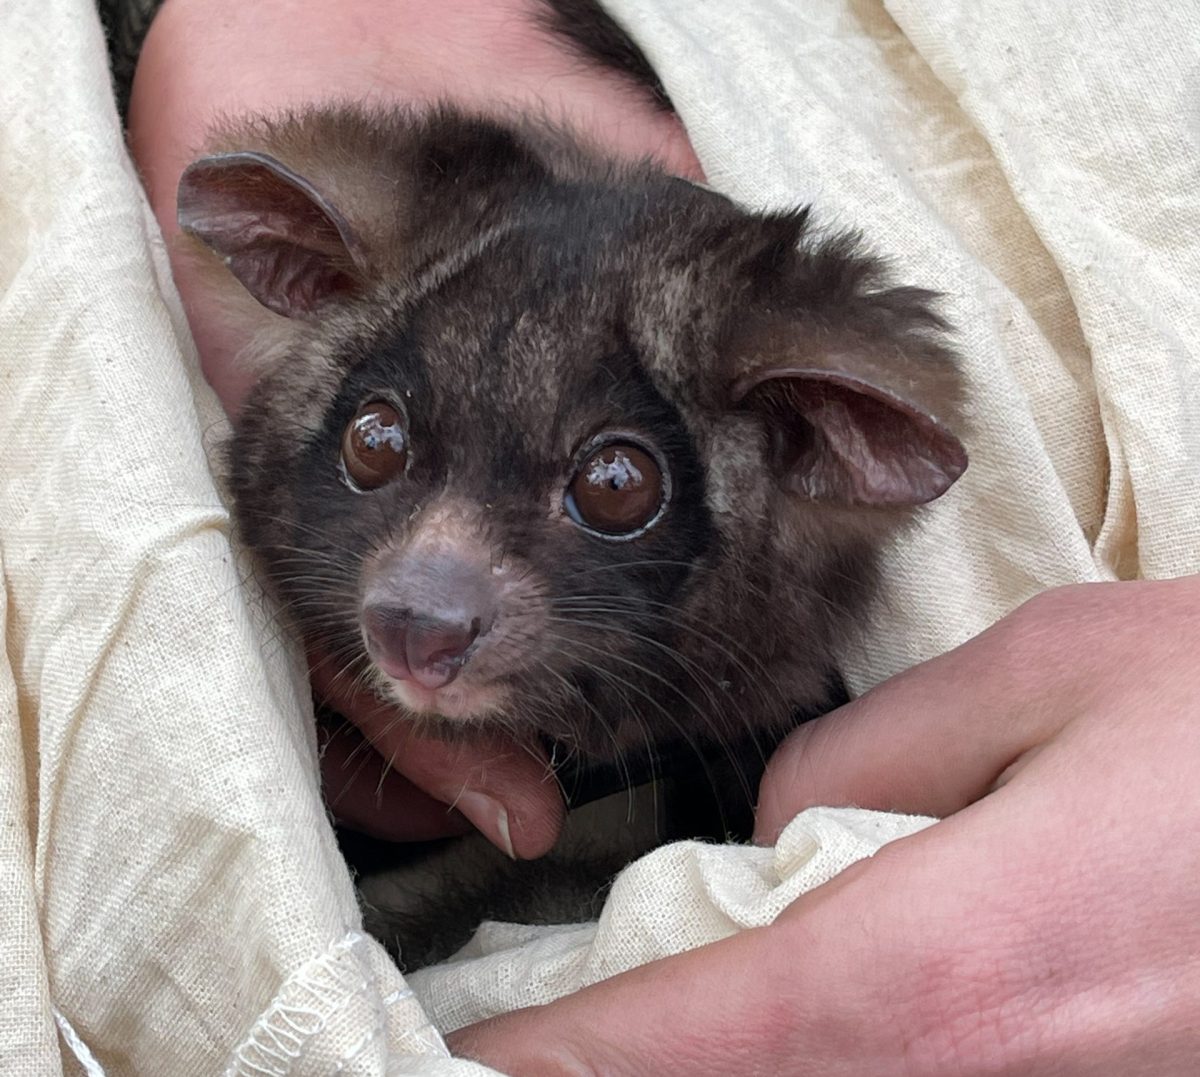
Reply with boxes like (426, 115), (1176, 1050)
(177, 152), (370, 319)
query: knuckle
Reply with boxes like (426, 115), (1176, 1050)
(993, 579), (1192, 708)
(890, 939), (1045, 1076)
(977, 583), (1113, 702)
(994, 585), (1073, 651)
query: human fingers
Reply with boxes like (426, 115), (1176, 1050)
(454, 751), (1200, 1077)
(318, 720), (474, 842)
(311, 651), (564, 858)
(448, 797), (1023, 1075)
(754, 584), (1119, 843)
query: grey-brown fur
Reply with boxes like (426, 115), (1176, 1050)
(179, 25), (966, 967)
(190, 104), (963, 756)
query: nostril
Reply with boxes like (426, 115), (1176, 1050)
(404, 616), (480, 689)
(362, 605), (414, 679)
(363, 599), (490, 690)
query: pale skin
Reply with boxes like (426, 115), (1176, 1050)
(128, 2), (1200, 1072)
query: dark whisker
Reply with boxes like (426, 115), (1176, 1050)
(539, 632), (746, 822)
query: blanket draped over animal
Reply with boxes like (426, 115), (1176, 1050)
(1, 0), (1197, 1073)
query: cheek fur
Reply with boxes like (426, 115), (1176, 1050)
(700, 420), (770, 521)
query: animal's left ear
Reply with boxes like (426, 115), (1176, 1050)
(729, 317), (967, 507)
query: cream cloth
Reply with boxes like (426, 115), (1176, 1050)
(1, 0), (1197, 1073)
(602, 0), (1200, 692)
(408, 808), (935, 1032)
(0, 3), (485, 1075)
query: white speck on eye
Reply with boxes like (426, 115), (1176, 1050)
(588, 449), (641, 490)
(362, 418), (406, 453)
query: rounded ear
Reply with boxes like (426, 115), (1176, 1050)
(177, 151), (370, 318)
(731, 364), (967, 507)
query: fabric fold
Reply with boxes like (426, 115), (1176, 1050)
(1, 0), (1196, 1071)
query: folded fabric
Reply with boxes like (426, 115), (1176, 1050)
(1, 0), (1196, 1073)
(409, 808), (936, 1032)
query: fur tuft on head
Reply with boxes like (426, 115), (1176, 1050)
(183, 103), (967, 766)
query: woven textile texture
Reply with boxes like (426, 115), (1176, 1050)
(2, 0), (1196, 1071)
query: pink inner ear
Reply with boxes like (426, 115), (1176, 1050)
(733, 368), (967, 507)
(178, 152), (367, 318)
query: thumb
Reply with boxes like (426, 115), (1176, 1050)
(754, 602), (1063, 844)
(447, 922), (814, 1075)
(311, 650), (565, 858)
(448, 806), (1011, 1075)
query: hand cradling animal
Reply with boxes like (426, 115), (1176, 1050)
(178, 1), (967, 970)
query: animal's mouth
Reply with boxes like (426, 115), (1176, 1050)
(379, 668), (505, 722)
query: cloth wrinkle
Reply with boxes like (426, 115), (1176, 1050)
(227, 932), (451, 1077)
(1, 0), (1197, 1072)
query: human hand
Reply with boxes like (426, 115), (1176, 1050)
(450, 578), (1200, 1074)
(310, 647), (562, 857)
(126, 0), (699, 858)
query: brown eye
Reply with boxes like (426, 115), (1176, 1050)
(341, 400), (408, 490)
(565, 442), (665, 536)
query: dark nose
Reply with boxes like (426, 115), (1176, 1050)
(363, 607), (482, 690)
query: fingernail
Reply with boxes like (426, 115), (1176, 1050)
(456, 791), (516, 859)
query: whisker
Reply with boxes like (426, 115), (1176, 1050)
(539, 633), (741, 822)
(549, 596), (785, 702)
(542, 621), (762, 810)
